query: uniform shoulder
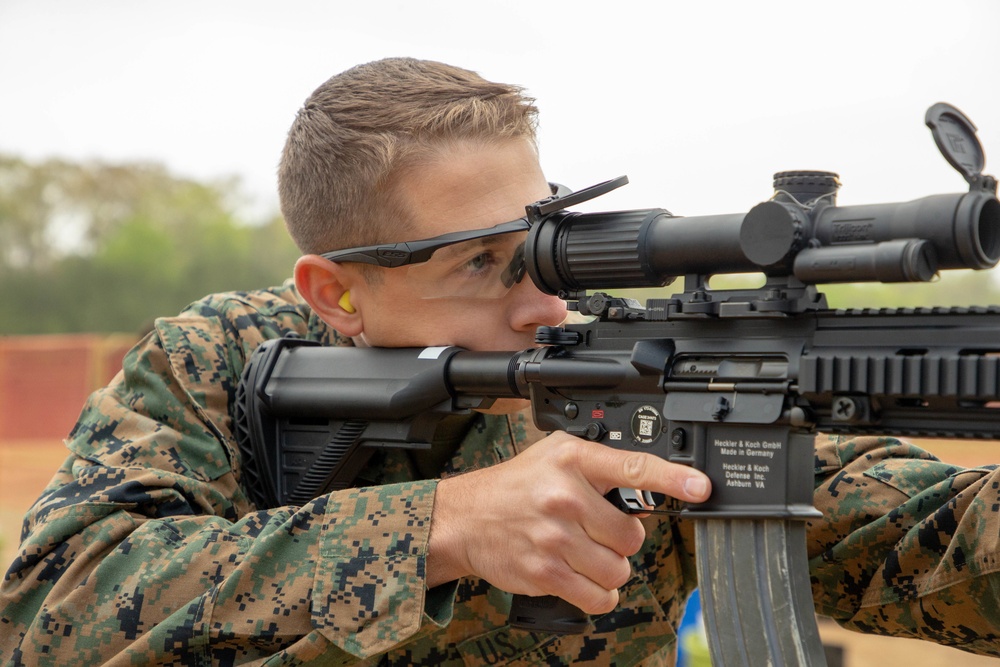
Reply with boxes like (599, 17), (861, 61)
(161, 282), (344, 349)
(192, 282), (309, 321)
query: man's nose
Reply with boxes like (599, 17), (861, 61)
(509, 277), (568, 330)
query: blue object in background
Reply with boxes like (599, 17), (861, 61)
(676, 589), (710, 667)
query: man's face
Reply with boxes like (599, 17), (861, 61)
(348, 138), (569, 351)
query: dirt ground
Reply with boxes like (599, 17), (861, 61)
(0, 440), (66, 570)
(2, 438), (999, 665)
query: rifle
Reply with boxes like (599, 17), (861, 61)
(234, 103), (1000, 666)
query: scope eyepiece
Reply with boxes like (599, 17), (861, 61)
(525, 208), (678, 295)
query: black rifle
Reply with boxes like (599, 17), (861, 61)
(234, 103), (1000, 666)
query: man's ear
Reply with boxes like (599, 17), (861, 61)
(294, 255), (363, 337)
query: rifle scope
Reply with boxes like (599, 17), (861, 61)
(525, 104), (1000, 294)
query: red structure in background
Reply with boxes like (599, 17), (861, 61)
(0, 334), (137, 441)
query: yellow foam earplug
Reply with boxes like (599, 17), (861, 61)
(339, 291), (356, 314)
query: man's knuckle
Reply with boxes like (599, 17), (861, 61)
(621, 452), (648, 486)
(581, 588), (618, 615)
(552, 437), (581, 467)
(593, 556), (632, 591)
(620, 518), (646, 555)
(610, 558), (633, 589)
(536, 485), (580, 515)
(535, 525), (573, 553)
(525, 555), (567, 590)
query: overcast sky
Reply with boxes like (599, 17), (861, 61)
(2, 0), (998, 221)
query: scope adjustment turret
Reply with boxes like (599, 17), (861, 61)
(772, 171), (841, 205)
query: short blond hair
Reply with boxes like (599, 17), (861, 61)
(278, 58), (539, 255)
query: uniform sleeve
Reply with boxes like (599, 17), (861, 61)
(0, 302), (457, 664)
(808, 434), (1000, 657)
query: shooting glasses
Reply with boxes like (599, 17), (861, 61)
(320, 182), (574, 300)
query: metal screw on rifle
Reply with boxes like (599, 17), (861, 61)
(832, 396), (857, 421)
(670, 428), (686, 451)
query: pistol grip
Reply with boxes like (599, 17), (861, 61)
(508, 594), (590, 634)
(506, 489), (654, 632)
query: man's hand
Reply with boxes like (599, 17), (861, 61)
(427, 431), (711, 614)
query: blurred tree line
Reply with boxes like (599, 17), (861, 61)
(0, 154), (301, 334)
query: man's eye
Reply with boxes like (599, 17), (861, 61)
(463, 252), (495, 275)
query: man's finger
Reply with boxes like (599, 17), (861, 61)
(576, 441), (712, 503)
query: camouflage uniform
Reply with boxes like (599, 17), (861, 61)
(2, 283), (999, 665)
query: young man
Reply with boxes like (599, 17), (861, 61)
(3, 58), (999, 665)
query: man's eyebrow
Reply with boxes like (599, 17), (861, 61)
(432, 234), (513, 260)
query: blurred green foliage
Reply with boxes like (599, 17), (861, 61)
(707, 270), (1000, 309)
(0, 154), (301, 334)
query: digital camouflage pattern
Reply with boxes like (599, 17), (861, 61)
(809, 435), (1000, 653)
(1, 283), (999, 665)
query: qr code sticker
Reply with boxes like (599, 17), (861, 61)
(638, 419), (654, 437)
